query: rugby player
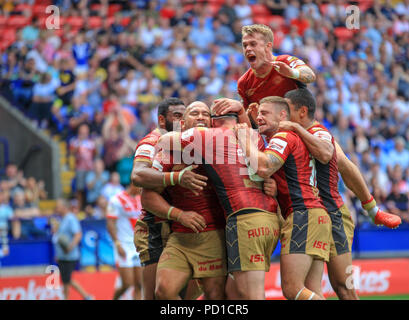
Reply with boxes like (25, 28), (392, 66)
(236, 96), (331, 300)
(158, 107), (281, 300)
(212, 23), (316, 125)
(141, 101), (227, 300)
(275, 88), (401, 299)
(131, 97), (208, 300)
(106, 184), (143, 300)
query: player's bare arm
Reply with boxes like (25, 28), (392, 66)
(335, 140), (401, 228)
(335, 141), (372, 202)
(235, 124), (283, 179)
(106, 218), (126, 257)
(278, 121), (334, 164)
(141, 188), (207, 233)
(271, 61), (316, 83)
(131, 157), (207, 195)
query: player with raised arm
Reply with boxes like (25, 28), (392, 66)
(158, 107), (280, 300)
(131, 97), (208, 300)
(273, 88), (401, 299)
(141, 101), (227, 300)
(106, 184), (143, 300)
(236, 96), (331, 300)
(212, 24), (316, 125)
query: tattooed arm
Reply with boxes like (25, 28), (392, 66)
(298, 65), (316, 83)
(271, 61), (316, 83)
(235, 124), (284, 179)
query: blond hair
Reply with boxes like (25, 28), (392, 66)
(242, 24), (274, 44)
(259, 96), (290, 119)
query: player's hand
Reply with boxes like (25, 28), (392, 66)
(117, 244), (127, 258)
(178, 211), (207, 233)
(247, 102), (259, 123)
(263, 178), (277, 197)
(179, 165), (208, 195)
(271, 61), (297, 79)
(278, 120), (298, 132)
(212, 98), (244, 116)
(234, 123), (249, 138)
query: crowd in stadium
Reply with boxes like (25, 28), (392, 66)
(1, 0), (409, 246)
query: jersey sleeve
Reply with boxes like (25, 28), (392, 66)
(310, 127), (333, 143)
(264, 132), (295, 164)
(277, 54), (306, 70)
(152, 151), (173, 172)
(134, 142), (156, 163)
(106, 197), (121, 219)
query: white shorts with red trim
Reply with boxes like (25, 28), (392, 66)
(114, 241), (141, 268)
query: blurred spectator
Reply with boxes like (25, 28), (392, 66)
(13, 58), (39, 112)
(385, 183), (409, 224)
(265, 0), (287, 16)
(102, 108), (135, 173)
(284, 0), (300, 23)
(56, 58), (76, 107)
(234, 0), (253, 26)
(85, 159), (110, 206)
(331, 116), (354, 155)
(188, 16), (215, 52)
(388, 136), (409, 172)
(69, 123), (96, 209)
(30, 72), (59, 128)
(51, 198), (94, 300)
(371, 145), (389, 173)
(24, 177), (47, 206)
(0, 190), (13, 256)
(101, 172), (124, 200)
(1, 163), (26, 196)
(85, 195), (108, 220)
(10, 190), (46, 240)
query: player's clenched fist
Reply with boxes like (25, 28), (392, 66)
(247, 102), (259, 122)
(179, 165), (208, 195)
(263, 177), (277, 198)
(178, 211), (207, 233)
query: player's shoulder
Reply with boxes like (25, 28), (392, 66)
(238, 68), (253, 85)
(138, 128), (162, 146)
(275, 54), (306, 67)
(271, 130), (296, 141)
(308, 121), (329, 133)
(181, 126), (209, 139)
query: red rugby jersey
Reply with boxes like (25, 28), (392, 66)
(152, 151), (226, 233)
(179, 127), (278, 218)
(238, 55), (307, 109)
(265, 130), (325, 219)
(307, 122), (344, 212)
(133, 128), (169, 223)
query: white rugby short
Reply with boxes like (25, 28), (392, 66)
(114, 241), (141, 268)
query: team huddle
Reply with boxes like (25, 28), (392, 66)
(108, 24), (401, 300)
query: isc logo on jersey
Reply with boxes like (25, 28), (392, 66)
(268, 138), (287, 154)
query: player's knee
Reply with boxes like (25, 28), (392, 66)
(332, 282), (358, 300)
(155, 280), (173, 300)
(281, 282), (301, 300)
(205, 286), (225, 300)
